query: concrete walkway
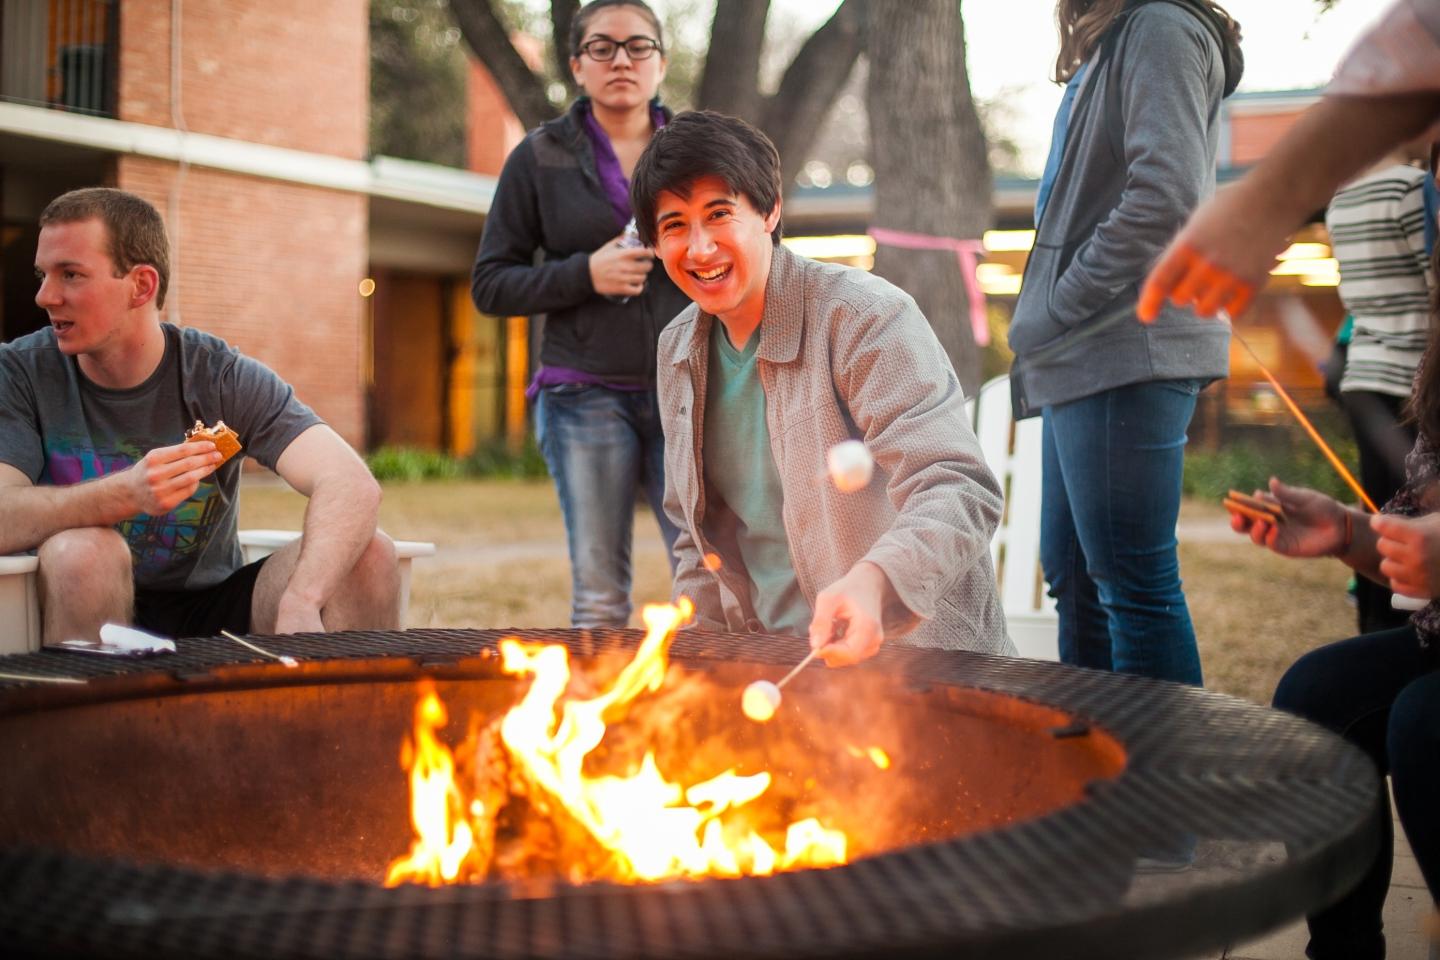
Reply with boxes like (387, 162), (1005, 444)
(1202, 812), (1433, 959)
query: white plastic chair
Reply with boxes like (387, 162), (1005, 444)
(0, 531), (434, 655)
(0, 555), (41, 656)
(967, 375), (1059, 660)
(237, 530), (435, 626)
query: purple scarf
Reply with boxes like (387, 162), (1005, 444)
(580, 98), (668, 228)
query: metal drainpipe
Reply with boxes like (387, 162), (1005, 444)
(167, 0), (187, 327)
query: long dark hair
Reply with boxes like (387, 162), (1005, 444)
(569, 0), (664, 57)
(1053, 0), (1240, 82)
(1409, 242), (1440, 444)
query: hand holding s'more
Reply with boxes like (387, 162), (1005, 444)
(1228, 478), (1358, 561)
(1224, 489), (1285, 526)
(185, 419), (243, 465)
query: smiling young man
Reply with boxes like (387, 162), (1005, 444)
(0, 187), (400, 646)
(630, 111), (1014, 665)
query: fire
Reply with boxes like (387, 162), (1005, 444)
(385, 689), (476, 886)
(385, 600), (856, 887)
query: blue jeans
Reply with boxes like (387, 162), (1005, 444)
(1273, 626), (1440, 960)
(535, 384), (680, 628)
(1040, 379), (1203, 685)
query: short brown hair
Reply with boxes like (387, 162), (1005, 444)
(630, 111), (783, 248)
(39, 188), (171, 309)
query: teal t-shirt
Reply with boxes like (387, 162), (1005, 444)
(701, 322), (810, 636)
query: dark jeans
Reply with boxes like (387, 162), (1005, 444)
(535, 384), (680, 628)
(1341, 390), (1417, 634)
(1272, 626), (1440, 960)
(1040, 379), (1203, 685)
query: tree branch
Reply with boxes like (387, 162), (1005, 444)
(550, 0), (580, 97)
(449, 0), (559, 130)
(695, 0), (770, 122)
(761, 0), (865, 191)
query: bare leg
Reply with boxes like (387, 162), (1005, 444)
(250, 531), (400, 634)
(37, 527), (133, 646)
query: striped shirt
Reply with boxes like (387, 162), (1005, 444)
(1327, 164), (1433, 397)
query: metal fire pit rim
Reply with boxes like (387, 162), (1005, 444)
(0, 627), (1383, 960)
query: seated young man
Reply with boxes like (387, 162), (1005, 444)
(1, 187), (399, 645)
(630, 111), (1014, 665)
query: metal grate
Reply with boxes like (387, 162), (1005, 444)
(0, 629), (1382, 960)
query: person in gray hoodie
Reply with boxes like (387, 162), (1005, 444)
(1008, 0), (1242, 686)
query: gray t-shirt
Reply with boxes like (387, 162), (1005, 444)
(0, 324), (322, 590)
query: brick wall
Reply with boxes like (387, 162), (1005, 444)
(119, 0), (367, 160)
(118, 156), (369, 445)
(467, 59), (525, 176)
(112, 0), (370, 445)
(1228, 112), (1302, 168)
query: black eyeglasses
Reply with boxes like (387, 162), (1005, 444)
(577, 35), (663, 62)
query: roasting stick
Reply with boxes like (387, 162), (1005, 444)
(742, 619), (848, 723)
(220, 630), (299, 668)
(742, 653), (817, 724)
(775, 647), (823, 690)
(1227, 314), (1378, 513)
(0, 671), (84, 685)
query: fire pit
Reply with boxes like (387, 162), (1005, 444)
(0, 624), (1379, 960)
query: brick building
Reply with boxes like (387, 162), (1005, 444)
(0, 0), (494, 453)
(0, 2), (1347, 452)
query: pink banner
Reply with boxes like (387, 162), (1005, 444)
(867, 227), (990, 347)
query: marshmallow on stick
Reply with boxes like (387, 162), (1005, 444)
(827, 440), (873, 493)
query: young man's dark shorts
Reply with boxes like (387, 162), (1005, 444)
(133, 558), (267, 639)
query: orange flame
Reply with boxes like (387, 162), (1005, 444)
(846, 744), (892, 770)
(386, 599), (851, 886)
(385, 684), (477, 886)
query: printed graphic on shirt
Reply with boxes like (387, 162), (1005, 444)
(42, 434), (222, 581)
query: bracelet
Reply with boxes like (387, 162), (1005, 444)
(1331, 508), (1354, 559)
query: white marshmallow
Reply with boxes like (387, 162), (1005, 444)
(742, 680), (782, 723)
(827, 440), (874, 493)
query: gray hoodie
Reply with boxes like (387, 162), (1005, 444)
(1008, 0), (1244, 419)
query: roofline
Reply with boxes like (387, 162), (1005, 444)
(0, 101), (497, 215)
(1225, 87), (1324, 115)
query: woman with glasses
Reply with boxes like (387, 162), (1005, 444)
(472, 0), (686, 628)
(1007, 0), (1243, 689)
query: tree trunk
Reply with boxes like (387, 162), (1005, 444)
(550, 0), (580, 97)
(695, 0), (770, 124)
(450, 0), (559, 131)
(761, 0), (864, 193)
(865, 0), (991, 393)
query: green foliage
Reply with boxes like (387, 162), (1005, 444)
(1183, 424), (1363, 505)
(367, 446), (464, 482)
(461, 438), (550, 480)
(367, 440), (549, 481)
(370, 0), (469, 165)
(980, 302), (1015, 384)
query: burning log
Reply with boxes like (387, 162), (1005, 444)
(385, 600), (852, 887)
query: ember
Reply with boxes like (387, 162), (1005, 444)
(386, 600), (856, 886)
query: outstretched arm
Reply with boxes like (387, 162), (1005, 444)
(1139, 91), (1440, 321)
(808, 292), (1003, 665)
(269, 424), (382, 633)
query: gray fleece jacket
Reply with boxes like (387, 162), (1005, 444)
(1008, 0), (1244, 419)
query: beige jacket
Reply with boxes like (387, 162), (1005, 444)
(658, 244), (1013, 656)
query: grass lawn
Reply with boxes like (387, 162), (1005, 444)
(240, 478), (1359, 707)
